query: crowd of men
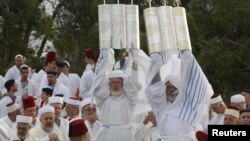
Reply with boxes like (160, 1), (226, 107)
(0, 48), (250, 141)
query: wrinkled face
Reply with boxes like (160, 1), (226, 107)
(47, 74), (56, 86)
(165, 81), (178, 102)
(223, 115), (238, 125)
(81, 104), (97, 123)
(51, 103), (62, 119)
(17, 122), (30, 139)
(24, 106), (37, 119)
(109, 77), (123, 92)
(20, 68), (29, 80)
(239, 112), (250, 125)
(40, 112), (55, 133)
(15, 57), (24, 68)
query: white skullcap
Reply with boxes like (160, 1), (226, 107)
(80, 98), (92, 109)
(16, 115), (32, 124)
(15, 54), (23, 59)
(63, 61), (70, 68)
(20, 64), (29, 69)
(7, 102), (19, 113)
(231, 94), (245, 103)
(65, 97), (80, 106)
(49, 97), (64, 105)
(160, 55), (181, 89)
(224, 106), (239, 118)
(106, 70), (124, 79)
(210, 94), (223, 104)
(38, 105), (55, 116)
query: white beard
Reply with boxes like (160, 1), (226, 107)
(111, 90), (123, 97)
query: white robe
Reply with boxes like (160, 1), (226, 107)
(146, 51), (213, 141)
(36, 69), (47, 85)
(57, 73), (73, 94)
(208, 113), (224, 125)
(0, 115), (15, 139)
(0, 96), (13, 118)
(68, 73), (80, 95)
(41, 80), (71, 99)
(134, 123), (160, 141)
(28, 124), (67, 141)
(80, 69), (95, 99)
(0, 123), (9, 140)
(93, 49), (141, 141)
(0, 75), (5, 94)
(55, 117), (69, 140)
(85, 120), (101, 141)
(5, 65), (20, 81)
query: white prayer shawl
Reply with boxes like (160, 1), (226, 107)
(28, 124), (67, 141)
(93, 49), (141, 141)
(14, 78), (39, 104)
(85, 120), (102, 141)
(80, 69), (95, 99)
(208, 113), (224, 125)
(68, 73), (80, 95)
(0, 96), (13, 118)
(146, 51), (213, 141)
(5, 65), (20, 81)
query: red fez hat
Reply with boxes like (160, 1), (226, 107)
(196, 131), (207, 141)
(69, 119), (88, 137)
(22, 96), (36, 110)
(83, 48), (95, 59)
(45, 51), (57, 62)
(211, 93), (220, 99)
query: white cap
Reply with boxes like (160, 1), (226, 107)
(63, 61), (70, 68)
(16, 115), (32, 124)
(7, 102), (20, 113)
(211, 94), (223, 104)
(15, 54), (23, 59)
(65, 97), (80, 106)
(106, 70), (124, 79)
(224, 106), (239, 118)
(231, 94), (245, 103)
(38, 105), (55, 116)
(20, 64), (29, 69)
(80, 98), (92, 109)
(49, 97), (64, 105)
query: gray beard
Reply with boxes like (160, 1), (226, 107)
(110, 90), (123, 97)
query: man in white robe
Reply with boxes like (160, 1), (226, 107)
(65, 97), (81, 121)
(28, 105), (67, 141)
(92, 48), (141, 141)
(0, 102), (21, 139)
(49, 96), (69, 140)
(80, 98), (101, 141)
(10, 115), (32, 141)
(5, 54), (24, 81)
(14, 65), (39, 105)
(209, 93), (226, 125)
(146, 50), (213, 141)
(0, 79), (18, 118)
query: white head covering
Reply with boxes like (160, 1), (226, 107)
(16, 115), (32, 124)
(106, 70), (124, 79)
(63, 61), (70, 68)
(211, 94), (223, 104)
(49, 97), (64, 105)
(65, 97), (80, 106)
(224, 106), (239, 118)
(20, 64), (29, 69)
(38, 105), (55, 116)
(15, 54), (23, 59)
(80, 98), (92, 109)
(160, 55), (181, 88)
(7, 102), (19, 113)
(231, 94), (245, 103)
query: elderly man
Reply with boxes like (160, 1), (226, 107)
(65, 97), (81, 121)
(146, 50), (213, 141)
(230, 94), (246, 110)
(5, 54), (24, 81)
(11, 115), (32, 141)
(80, 98), (101, 140)
(0, 102), (21, 139)
(209, 93), (227, 125)
(49, 96), (69, 139)
(223, 105), (240, 125)
(92, 48), (141, 141)
(28, 105), (66, 140)
(69, 118), (90, 141)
